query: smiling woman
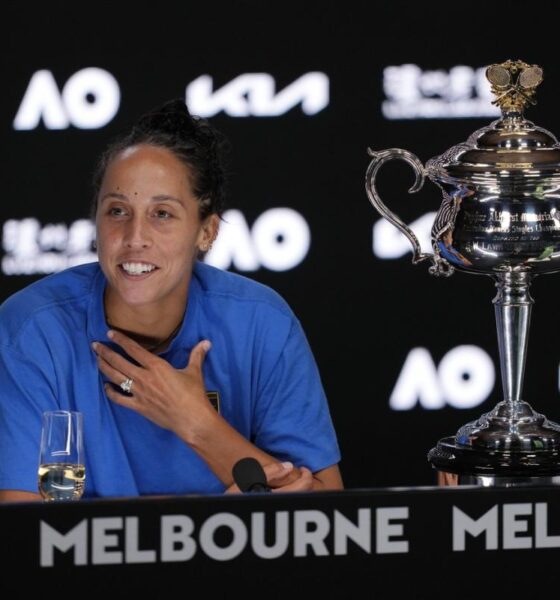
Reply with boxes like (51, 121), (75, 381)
(0, 100), (343, 501)
(95, 144), (218, 351)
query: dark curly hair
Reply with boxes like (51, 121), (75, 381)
(91, 99), (229, 220)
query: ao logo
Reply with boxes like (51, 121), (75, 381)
(13, 68), (120, 130)
(186, 72), (329, 117)
(390, 346), (495, 410)
(205, 208), (310, 271)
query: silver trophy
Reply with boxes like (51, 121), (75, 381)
(366, 60), (560, 486)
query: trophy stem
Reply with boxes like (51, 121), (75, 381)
(492, 272), (533, 405)
(429, 271), (560, 482)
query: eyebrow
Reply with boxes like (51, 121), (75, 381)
(100, 192), (184, 204)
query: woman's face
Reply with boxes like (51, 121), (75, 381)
(95, 144), (218, 310)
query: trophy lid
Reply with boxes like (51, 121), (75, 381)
(426, 60), (560, 186)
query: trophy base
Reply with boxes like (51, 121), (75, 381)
(428, 435), (560, 487)
(428, 399), (560, 487)
(455, 400), (560, 452)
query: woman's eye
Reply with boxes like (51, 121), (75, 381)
(155, 209), (172, 219)
(108, 207), (127, 217)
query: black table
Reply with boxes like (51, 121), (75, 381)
(1, 485), (559, 598)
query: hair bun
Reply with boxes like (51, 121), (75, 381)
(134, 99), (197, 139)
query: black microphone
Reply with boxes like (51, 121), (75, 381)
(232, 457), (271, 492)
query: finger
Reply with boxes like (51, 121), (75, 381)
(291, 467), (314, 491)
(263, 461), (295, 484)
(272, 467), (314, 493)
(186, 340), (212, 371)
(104, 382), (136, 410)
(224, 482), (241, 494)
(92, 341), (142, 379)
(96, 354), (130, 386)
(107, 329), (154, 368)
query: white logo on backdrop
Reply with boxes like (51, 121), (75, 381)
(1, 209), (310, 275)
(2, 218), (97, 274)
(390, 346), (495, 410)
(13, 68), (120, 130)
(382, 65), (501, 119)
(205, 208), (310, 271)
(186, 72), (329, 117)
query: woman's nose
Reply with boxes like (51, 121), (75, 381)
(123, 216), (152, 248)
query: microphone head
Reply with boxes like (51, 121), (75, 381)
(232, 457), (270, 492)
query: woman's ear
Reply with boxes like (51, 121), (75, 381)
(198, 214), (220, 252)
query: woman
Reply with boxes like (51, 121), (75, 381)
(0, 100), (342, 501)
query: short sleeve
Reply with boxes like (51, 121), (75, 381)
(252, 317), (340, 472)
(0, 342), (59, 492)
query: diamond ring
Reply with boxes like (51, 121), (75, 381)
(120, 377), (133, 393)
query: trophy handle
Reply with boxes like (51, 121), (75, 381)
(365, 148), (433, 265)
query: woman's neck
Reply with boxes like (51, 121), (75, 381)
(103, 290), (186, 351)
(106, 321), (183, 354)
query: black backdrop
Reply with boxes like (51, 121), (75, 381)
(3, 0), (560, 488)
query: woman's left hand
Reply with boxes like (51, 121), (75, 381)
(224, 462), (314, 494)
(92, 330), (214, 436)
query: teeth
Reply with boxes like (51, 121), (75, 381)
(121, 262), (156, 275)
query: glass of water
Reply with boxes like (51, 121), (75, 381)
(38, 411), (85, 502)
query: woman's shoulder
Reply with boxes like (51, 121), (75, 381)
(193, 261), (293, 317)
(0, 262), (101, 337)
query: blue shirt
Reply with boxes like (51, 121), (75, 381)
(0, 262), (340, 497)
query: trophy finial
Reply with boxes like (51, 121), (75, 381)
(486, 59), (543, 114)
